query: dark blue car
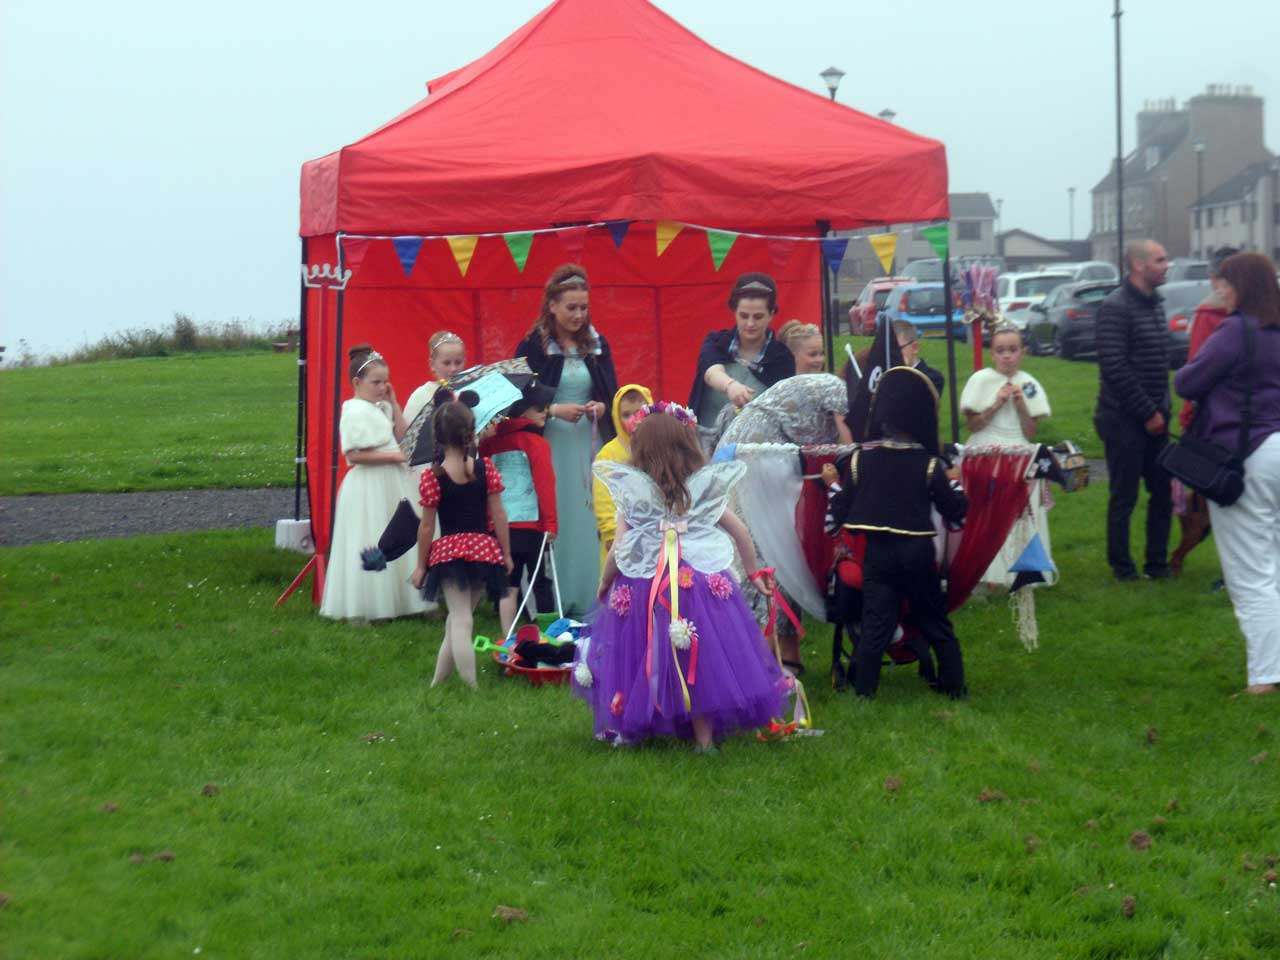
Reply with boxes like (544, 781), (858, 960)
(878, 283), (968, 341)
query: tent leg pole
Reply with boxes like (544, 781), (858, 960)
(329, 286), (346, 564)
(276, 554), (318, 608)
(942, 253), (960, 444)
(294, 238), (308, 520)
(818, 220), (835, 372)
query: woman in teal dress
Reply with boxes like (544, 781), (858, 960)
(515, 265), (619, 615)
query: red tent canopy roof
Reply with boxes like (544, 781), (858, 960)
(299, 0), (948, 237)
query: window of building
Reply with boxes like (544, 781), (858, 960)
(1222, 205), (1230, 226)
(956, 221), (981, 241)
(1194, 210), (1201, 229)
(1206, 208), (1214, 227)
(1273, 202), (1280, 225)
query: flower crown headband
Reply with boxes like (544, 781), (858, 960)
(625, 400), (699, 433)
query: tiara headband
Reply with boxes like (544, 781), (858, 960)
(555, 273), (589, 289)
(429, 332), (462, 354)
(355, 350), (384, 375)
(737, 280), (775, 293)
(625, 400), (699, 433)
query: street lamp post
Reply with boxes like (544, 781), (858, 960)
(1194, 137), (1207, 256)
(1068, 187), (1076, 240)
(820, 66), (845, 102)
(877, 108), (897, 123)
(1112, 0), (1125, 276)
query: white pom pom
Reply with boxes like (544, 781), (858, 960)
(669, 618), (693, 650)
(574, 661), (593, 687)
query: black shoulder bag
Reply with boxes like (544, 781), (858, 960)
(1158, 318), (1256, 506)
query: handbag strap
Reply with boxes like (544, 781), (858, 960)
(1236, 317), (1257, 459)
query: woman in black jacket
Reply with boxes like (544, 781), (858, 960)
(514, 264), (618, 614)
(688, 272), (796, 450)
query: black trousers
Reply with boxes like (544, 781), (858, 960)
(1095, 410), (1172, 576)
(507, 529), (555, 615)
(856, 535), (964, 698)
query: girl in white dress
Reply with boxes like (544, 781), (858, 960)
(959, 324), (1055, 589)
(320, 344), (428, 621)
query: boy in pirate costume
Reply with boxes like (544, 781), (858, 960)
(824, 366), (969, 699)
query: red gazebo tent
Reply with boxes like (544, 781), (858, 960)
(294, 0), (948, 600)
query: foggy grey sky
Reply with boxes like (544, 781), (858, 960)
(3, 0), (1277, 357)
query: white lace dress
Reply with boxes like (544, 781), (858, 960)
(320, 399), (428, 621)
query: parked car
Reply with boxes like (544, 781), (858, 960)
(847, 276), (913, 334)
(901, 255), (1006, 284)
(1024, 280), (1119, 359)
(996, 271), (1074, 325)
(880, 283), (967, 341)
(1165, 258), (1210, 283)
(1059, 260), (1120, 283)
(1159, 279), (1212, 369)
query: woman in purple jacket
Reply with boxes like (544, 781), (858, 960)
(1174, 252), (1280, 696)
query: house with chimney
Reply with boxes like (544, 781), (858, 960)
(1090, 85), (1271, 263)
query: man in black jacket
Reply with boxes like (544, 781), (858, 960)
(1095, 239), (1172, 580)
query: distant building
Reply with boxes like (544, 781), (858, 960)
(1188, 160), (1280, 262)
(833, 192), (996, 303)
(997, 230), (1092, 272)
(1090, 85), (1271, 263)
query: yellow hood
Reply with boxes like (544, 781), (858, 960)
(611, 383), (654, 445)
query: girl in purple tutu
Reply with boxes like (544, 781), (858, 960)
(572, 402), (785, 752)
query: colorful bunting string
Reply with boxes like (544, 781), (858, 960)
(706, 230), (737, 270)
(392, 237), (424, 278)
(656, 221), (683, 257)
(920, 224), (949, 261)
(503, 232), (535, 272)
(446, 235), (479, 277)
(331, 219), (951, 281)
(868, 233), (898, 275)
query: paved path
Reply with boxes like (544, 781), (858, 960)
(1, 458), (1108, 547)
(0, 488), (307, 547)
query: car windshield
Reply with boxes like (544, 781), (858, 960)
(906, 288), (947, 315)
(1076, 284), (1118, 304)
(904, 261), (943, 282)
(1015, 275), (1072, 296)
(1160, 283), (1211, 314)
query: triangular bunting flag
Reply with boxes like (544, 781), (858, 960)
(559, 226), (588, 263)
(339, 237), (371, 274)
(819, 237), (850, 275)
(868, 233), (898, 275)
(446, 235), (479, 277)
(504, 232), (535, 272)
(606, 220), (631, 249)
(706, 230), (738, 271)
(1010, 533), (1055, 574)
(920, 224), (950, 260)
(656, 221), (683, 257)
(392, 237), (424, 278)
(767, 238), (794, 273)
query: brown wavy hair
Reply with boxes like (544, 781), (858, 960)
(629, 411), (706, 515)
(534, 263), (594, 353)
(1219, 252), (1280, 329)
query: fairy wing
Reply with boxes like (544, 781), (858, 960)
(592, 461), (669, 577)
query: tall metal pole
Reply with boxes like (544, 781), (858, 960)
(1113, 0), (1125, 276)
(1068, 187), (1076, 240)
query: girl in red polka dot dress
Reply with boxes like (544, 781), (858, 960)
(411, 395), (513, 688)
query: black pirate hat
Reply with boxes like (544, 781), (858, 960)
(866, 366), (941, 458)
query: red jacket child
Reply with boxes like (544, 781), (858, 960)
(479, 417), (558, 537)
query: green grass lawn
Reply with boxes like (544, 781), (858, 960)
(0, 353), (298, 495)
(0, 342), (1125, 497)
(3, 483), (1278, 958)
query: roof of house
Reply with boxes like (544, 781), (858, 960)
(1092, 111), (1189, 192)
(949, 193), (997, 219)
(1190, 161), (1276, 208)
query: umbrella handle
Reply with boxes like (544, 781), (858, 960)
(547, 543), (564, 619)
(504, 532), (549, 642)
